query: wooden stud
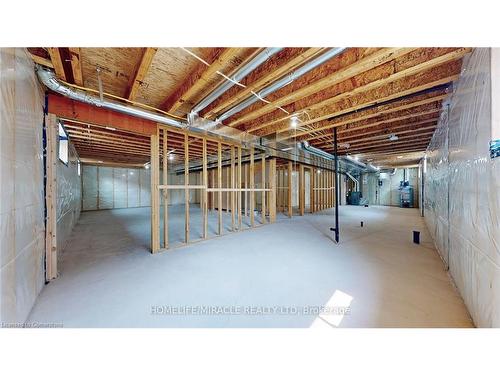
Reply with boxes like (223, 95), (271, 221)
(184, 133), (190, 243)
(299, 164), (305, 216)
(150, 130), (160, 253)
(210, 169), (215, 211)
(163, 128), (169, 248)
(278, 167), (282, 212)
(323, 169), (327, 210)
(288, 161), (293, 218)
(225, 167), (229, 216)
(237, 147), (242, 229)
(269, 158), (277, 223)
(45, 114), (58, 280)
(202, 139), (208, 239)
(218, 142), (223, 235)
(249, 147), (255, 227)
(310, 168), (315, 213)
(261, 153), (266, 224)
(230, 146), (236, 231)
(244, 163), (248, 217)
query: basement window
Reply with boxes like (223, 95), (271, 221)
(58, 122), (69, 165)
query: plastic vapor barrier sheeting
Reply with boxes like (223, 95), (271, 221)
(82, 166), (152, 210)
(0, 48), (45, 324)
(424, 48), (500, 327)
(56, 143), (81, 253)
(81, 166), (205, 211)
(82, 165), (98, 211)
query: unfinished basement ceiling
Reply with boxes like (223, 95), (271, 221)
(29, 47), (471, 167)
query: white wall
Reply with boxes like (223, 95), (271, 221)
(0, 48), (45, 324)
(424, 48), (500, 327)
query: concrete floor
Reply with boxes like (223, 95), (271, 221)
(27, 205), (473, 328)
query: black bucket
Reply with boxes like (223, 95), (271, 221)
(413, 231), (420, 244)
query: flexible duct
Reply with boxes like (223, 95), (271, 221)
(191, 48), (282, 114)
(217, 47), (347, 122)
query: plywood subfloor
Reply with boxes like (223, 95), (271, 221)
(27, 205), (473, 328)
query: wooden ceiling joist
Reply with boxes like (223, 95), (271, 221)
(275, 76), (455, 141)
(227, 47), (416, 128)
(162, 48), (237, 113)
(280, 90), (447, 142)
(34, 47), (472, 165)
(29, 52), (54, 68)
(47, 48), (67, 81)
(304, 107), (441, 146)
(68, 48), (84, 85)
(202, 48), (326, 119)
(126, 47), (158, 100)
(340, 139), (431, 154)
(318, 125), (437, 149)
(249, 49), (468, 136)
(323, 130), (436, 151)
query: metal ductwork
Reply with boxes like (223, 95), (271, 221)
(190, 47), (283, 114)
(38, 64), (381, 175)
(345, 172), (359, 191)
(37, 66), (185, 128)
(298, 141), (379, 173)
(298, 141), (336, 161)
(343, 155), (379, 173)
(217, 47), (347, 122)
(36, 66), (255, 147)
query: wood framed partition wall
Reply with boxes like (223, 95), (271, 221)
(275, 161), (336, 218)
(150, 124), (277, 253)
(309, 167), (335, 213)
